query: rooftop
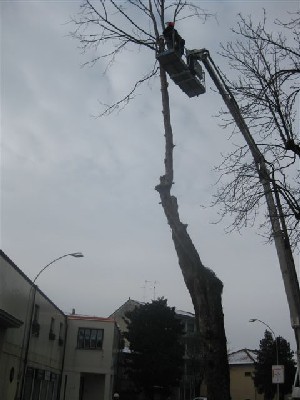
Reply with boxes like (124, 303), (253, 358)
(228, 349), (258, 365)
(68, 314), (115, 322)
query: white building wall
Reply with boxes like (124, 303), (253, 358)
(0, 252), (29, 400)
(1, 251), (120, 400)
(62, 316), (119, 400)
(0, 251), (66, 400)
(27, 290), (66, 370)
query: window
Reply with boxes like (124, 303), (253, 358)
(90, 329), (97, 348)
(245, 371), (252, 377)
(50, 317), (55, 332)
(33, 305), (40, 322)
(32, 369), (44, 400)
(59, 322), (64, 345)
(77, 328), (104, 349)
(186, 320), (195, 333)
(31, 305), (40, 337)
(49, 318), (56, 340)
(23, 367), (34, 400)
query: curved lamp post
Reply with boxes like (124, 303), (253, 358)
(32, 252), (83, 283)
(249, 318), (279, 400)
(18, 252), (84, 399)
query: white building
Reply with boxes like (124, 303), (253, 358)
(0, 250), (120, 400)
(62, 314), (120, 400)
(0, 250), (66, 400)
(228, 349), (263, 400)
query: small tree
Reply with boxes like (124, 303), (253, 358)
(123, 298), (185, 399)
(254, 330), (296, 400)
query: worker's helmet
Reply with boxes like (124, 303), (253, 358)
(166, 21), (175, 27)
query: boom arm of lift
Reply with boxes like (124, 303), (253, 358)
(186, 48), (260, 153)
(186, 49), (244, 121)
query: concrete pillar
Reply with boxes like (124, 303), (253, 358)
(104, 373), (112, 400)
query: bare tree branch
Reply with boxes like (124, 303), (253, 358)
(213, 11), (299, 248)
(95, 65), (158, 117)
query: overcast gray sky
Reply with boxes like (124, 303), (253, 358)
(1, 0), (299, 352)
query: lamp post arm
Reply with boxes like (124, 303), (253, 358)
(255, 319), (276, 338)
(250, 318), (279, 364)
(33, 254), (70, 283)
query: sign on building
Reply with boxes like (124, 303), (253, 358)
(272, 365), (284, 384)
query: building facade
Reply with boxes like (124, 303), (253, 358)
(228, 349), (263, 400)
(110, 298), (206, 400)
(0, 250), (66, 400)
(0, 250), (120, 400)
(61, 314), (120, 400)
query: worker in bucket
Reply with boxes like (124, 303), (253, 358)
(163, 22), (185, 56)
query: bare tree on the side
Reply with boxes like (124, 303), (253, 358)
(211, 10), (300, 371)
(71, 1), (230, 399)
(214, 11), (300, 243)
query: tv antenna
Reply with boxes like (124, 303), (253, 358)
(153, 280), (159, 300)
(141, 280), (151, 302)
(141, 280), (159, 302)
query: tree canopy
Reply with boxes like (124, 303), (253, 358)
(254, 330), (296, 399)
(214, 10), (300, 247)
(123, 298), (185, 397)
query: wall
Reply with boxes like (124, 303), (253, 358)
(62, 316), (119, 400)
(230, 364), (263, 400)
(0, 251), (66, 400)
(22, 289), (66, 399)
(109, 299), (139, 348)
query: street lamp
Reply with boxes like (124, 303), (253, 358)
(32, 252), (84, 283)
(18, 252), (84, 399)
(249, 318), (280, 400)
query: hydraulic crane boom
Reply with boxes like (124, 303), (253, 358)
(173, 48), (300, 398)
(186, 48), (261, 156)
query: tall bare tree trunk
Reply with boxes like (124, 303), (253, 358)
(155, 64), (230, 400)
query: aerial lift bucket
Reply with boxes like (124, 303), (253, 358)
(156, 49), (205, 97)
